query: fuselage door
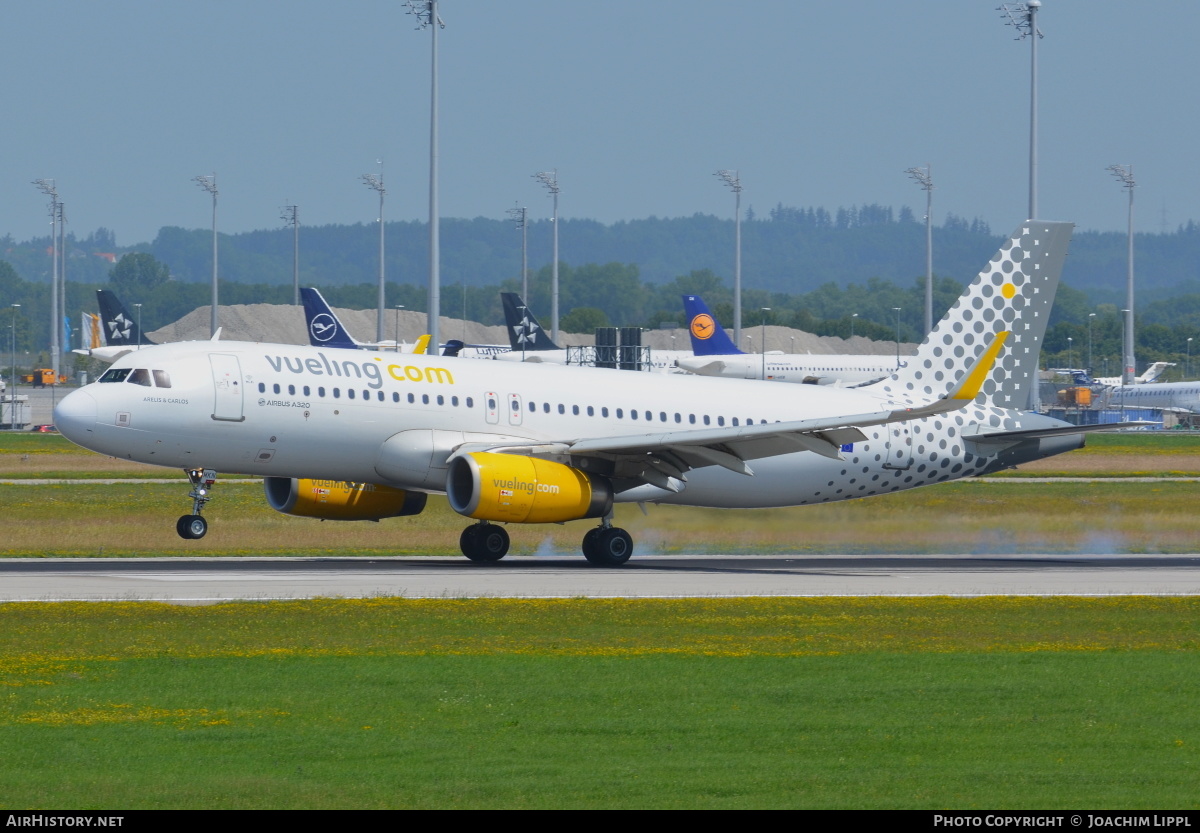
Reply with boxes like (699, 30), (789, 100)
(210, 353), (245, 422)
(485, 391), (499, 425)
(884, 421), (913, 470)
(507, 393), (523, 426)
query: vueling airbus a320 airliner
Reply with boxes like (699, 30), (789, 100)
(55, 221), (1116, 566)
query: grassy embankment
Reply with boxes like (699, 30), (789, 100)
(0, 597), (1197, 809)
(2, 433), (1198, 556)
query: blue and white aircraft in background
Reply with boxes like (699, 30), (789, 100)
(676, 295), (899, 386)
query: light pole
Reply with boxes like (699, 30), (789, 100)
(1088, 313), (1096, 373)
(716, 170), (743, 346)
(893, 307), (902, 366)
(134, 304), (143, 351)
(1108, 164), (1136, 385)
(1000, 1), (1042, 219)
(744, 335), (753, 354)
(33, 179), (60, 375)
(761, 308), (771, 380)
(394, 305), (404, 352)
(1120, 309), (1130, 419)
(1188, 338), (1193, 379)
(408, 0), (445, 355)
(506, 204), (528, 303)
(850, 312), (858, 340)
(1066, 336), (1072, 370)
(534, 170), (560, 341)
(193, 174), (219, 336)
(10, 305), (19, 408)
(905, 164), (935, 334)
(362, 167), (386, 344)
(281, 204), (299, 305)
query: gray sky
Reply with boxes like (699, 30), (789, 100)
(3, 1), (1196, 247)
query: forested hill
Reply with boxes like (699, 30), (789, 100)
(4, 207), (1200, 302)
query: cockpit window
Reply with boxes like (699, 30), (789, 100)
(153, 370), (171, 388)
(128, 369), (152, 387)
(99, 368), (131, 383)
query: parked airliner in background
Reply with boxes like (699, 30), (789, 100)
(676, 295), (899, 385)
(300, 287), (431, 354)
(73, 289), (160, 362)
(55, 221), (1131, 566)
(1106, 381), (1200, 413)
(495, 292), (692, 371)
(1093, 362), (1174, 387)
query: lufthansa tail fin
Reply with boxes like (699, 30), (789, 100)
(96, 290), (155, 347)
(682, 295), (743, 356)
(881, 220), (1073, 409)
(300, 287), (361, 350)
(500, 293), (560, 351)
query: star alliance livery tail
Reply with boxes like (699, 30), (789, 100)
(96, 289), (155, 347)
(500, 293), (560, 352)
(682, 295), (743, 356)
(300, 287), (361, 350)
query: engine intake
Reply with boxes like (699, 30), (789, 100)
(264, 477), (427, 521)
(446, 452), (612, 524)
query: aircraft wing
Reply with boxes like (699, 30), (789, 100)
(457, 332), (1009, 491)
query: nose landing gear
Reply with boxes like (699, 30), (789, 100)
(177, 468), (217, 540)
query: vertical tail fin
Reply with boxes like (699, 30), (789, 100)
(96, 289), (154, 346)
(300, 287), (361, 350)
(500, 293), (560, 351)
(682, 295), (743, 356)
(883, 220), (1073, 408)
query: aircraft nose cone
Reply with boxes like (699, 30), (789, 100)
(54, 389), (97, 444)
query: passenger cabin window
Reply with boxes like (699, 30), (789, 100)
(128, 369), (152, 387)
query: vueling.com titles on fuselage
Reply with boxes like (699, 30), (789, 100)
(264, 353), (455, 388)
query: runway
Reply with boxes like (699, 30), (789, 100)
(3, 553), (1200, 602)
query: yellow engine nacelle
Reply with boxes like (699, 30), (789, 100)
(264, 477), (427, 521)
(446, 452), (613, 524)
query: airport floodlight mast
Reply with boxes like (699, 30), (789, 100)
(281, 204), (299, 305)
(408, 0), (445, 355)
(134, 304), (143, 352)
(33, 179), (60, 375)
(760, 308), (770, 379)
(193, 174), (219, 336)
(1108, 164), (1136, 385)
(715, 170), (744, 346)
(507, 204), (529, 302)
(362, 168), (387, 343)
(534, 170), (561, 341)
(10, 305), (19, 404)
(999, 1), (1042, 220)
(1088, 312), (1096, 372)
(905, 165), (935, 334)
(394, 305), (404, 352)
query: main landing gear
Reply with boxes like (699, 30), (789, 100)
(459, 521), (510, 563)
(177, 468), (217, 540)
(456, 517), (634, 566)
(581, 517), (633, 567)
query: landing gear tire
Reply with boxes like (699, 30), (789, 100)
(176, 514), (208, 540)
(583, 527), (633, 567)
(460, 523), (510, 563)
(581, 527), (602, 561)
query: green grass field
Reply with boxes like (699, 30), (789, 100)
(0, 598), (1197, 809)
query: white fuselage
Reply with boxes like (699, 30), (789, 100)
(1105, 382), (1200, 413)
(676, 353), (900, 385)
(54, 340), (1066, 512)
